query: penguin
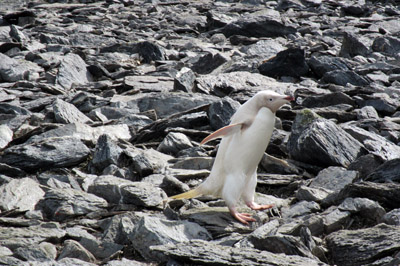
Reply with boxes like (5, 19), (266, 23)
(171, 90), (294, 224)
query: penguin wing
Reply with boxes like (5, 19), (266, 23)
(200, 121), (251, 145)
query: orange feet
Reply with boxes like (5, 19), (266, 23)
(229, 209), (256, 224)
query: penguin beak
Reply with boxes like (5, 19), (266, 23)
(284, 95), (295, 102)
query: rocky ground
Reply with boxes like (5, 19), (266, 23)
(0, 0), (400, 265)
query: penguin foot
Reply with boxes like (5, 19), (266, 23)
(247, 202), (274, 210)
(229, 208), (256, 224)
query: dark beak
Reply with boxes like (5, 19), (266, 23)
(284, 95), (295, 101)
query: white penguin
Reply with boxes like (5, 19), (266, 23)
(171, 90), (294, 224)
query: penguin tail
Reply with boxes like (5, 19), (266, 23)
(170, 188), (201, 200)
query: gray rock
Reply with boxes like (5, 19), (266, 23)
(0, 124), (13, 149)
(380, 208), (400, 226)
(104, 258), (150, 266)
(120, 181), (168, 208)
(308, 55), (349, 78)
(339, 32), (370, 58)
(87, 175), (133, 204)
(58, 239), (96, 263)
(0, 53), (42, 82)
(56, 53), (93, 90)
(287, 109), (364, 167)
(0, 102), (31, 115)
(123, 147), (173, 177)
(196, 71), (295, 98)
(330, 181), (400, 209)
(101, 212), (149, 245)
(282, 200), (321, 219)
(342, 124), (400, 161)
(1, 136), (90, 172)
(157, 132), (193, 155)
(126, 92), (219, 118)
(14, 242), (57, 262)
(90, 134), (122, 173)
(355, 106), (379, 119)
(258, 48), (309, 79)
(338, 197), (386, 222)
(0, 177), (44, 211)
(310, 166), (358, 192)
(372, 36), (400, 56)
(301, 92), (355, 108)
(208, 97), (241, 130)
(0, 222), (66, 249)
(366, 158), (400, 183)
(322, 207), (351, 234)
(357, 93), (399, 115)
(27, 123), (131, 145)
(129, 216), (211, 261)
(222, 9), (296, 38)
(321, 70), (369, 86)
(190, 51), (229, 75)
(240, 38), (285, 60)
(41, 187), (108, 221)
(78, 237), (123, 261)
(152, 239), (327, 265)
(348, 154), (383, 178)
(326, 223), (400, 266)
(123, 75), (174, 93)
(245, 233), (317, 259)
(87, 174), (167, 207)
(136, 41), (165, 63)
(53, 98), (93, 124)
(173, 67), (196, 92)
(296, 186), (331, 203)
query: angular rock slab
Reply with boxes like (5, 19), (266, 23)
(326, 223), (400, 266)
(0, 136), (90, 172)
(330, 181), (400, 209)
(288, 109), (364, 167)
(0, 53), (42, 82)
(53, 98), (93, 124)
(0, 124), (13, 149)
(152, 239), (327, 266)
(41, 187), (108, 221)
(342, 124), (400, 162)
(0, 177), (44, 211)
(0, 222), (66, 249)
(129, 216), (211, 261)
(88, 175), (167, 208)
(56, 53), (93, 90)
(366, 158), (400, 183)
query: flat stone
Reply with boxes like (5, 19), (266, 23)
(288, 109), (364, 167)
(0, 177), (44, 211)
(1, 136), (90, 172)
(53, 98), (93, 124)
(326, 223), (400, 266)
(56, 53), (93, 90)
(41, 187), (108, 221)
(310, 166), (358, 192)
(0, 53), (42, 82)
(152, 239), (327, 265)
(129, 216), (211, 261)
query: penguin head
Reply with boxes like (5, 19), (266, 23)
(255, 90), (294, 113)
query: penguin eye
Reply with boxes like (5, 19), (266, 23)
(269, 98), (273, 101)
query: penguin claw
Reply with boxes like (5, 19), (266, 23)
(230, 211), (256, 224)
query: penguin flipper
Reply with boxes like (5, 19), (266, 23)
(200, 123), (243, 145)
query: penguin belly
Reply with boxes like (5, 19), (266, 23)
(224, 107), (275, 176)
